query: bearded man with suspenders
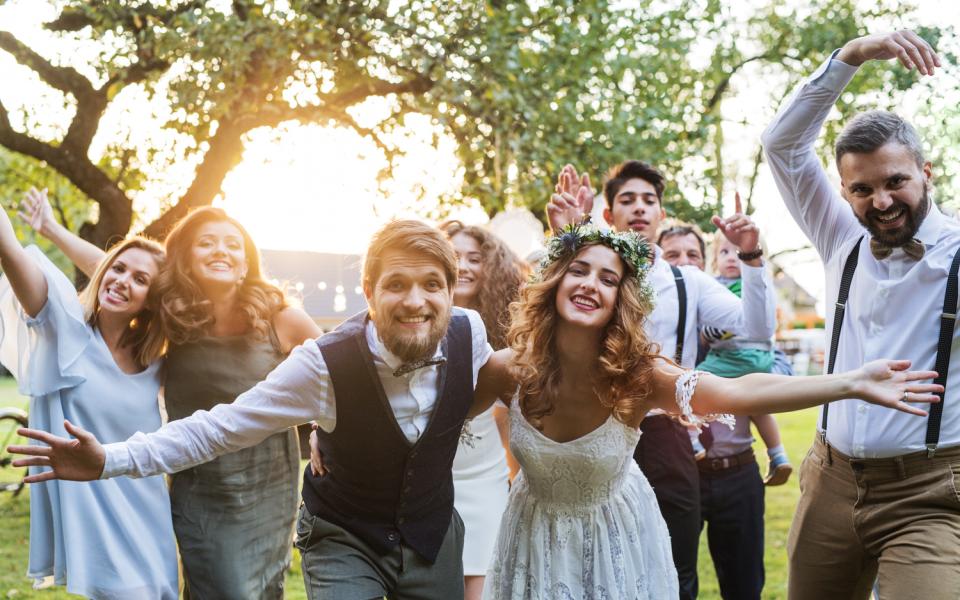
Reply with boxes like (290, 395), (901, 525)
(762, 30), (960, 599)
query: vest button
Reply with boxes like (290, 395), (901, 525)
(387, 531), (399, 542)
(407, 469), (414, 477)
(398, 517), (406, 525)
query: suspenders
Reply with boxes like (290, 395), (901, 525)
(822, 236), (960, 457)
(671, 265), (686, 364)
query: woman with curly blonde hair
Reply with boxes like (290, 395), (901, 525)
(439, 220), (523, 599)
(152, 206), (320, 599)
(467, 225), (941, 599)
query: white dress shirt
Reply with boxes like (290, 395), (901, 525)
(645, 245), (777, 368)
(102, 308), (493, 478)
(762, 53), (960, 457)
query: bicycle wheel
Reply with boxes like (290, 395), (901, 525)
(0, 408), (28, 496)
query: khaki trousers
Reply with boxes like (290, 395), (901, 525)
(787, 437), (960, 600)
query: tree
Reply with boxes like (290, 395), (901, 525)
(0, 0), (953, 244)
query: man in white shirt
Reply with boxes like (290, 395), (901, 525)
(548, 161), (778, 599)
(762, 29), (960, 599)
(10, 219), (494, 600)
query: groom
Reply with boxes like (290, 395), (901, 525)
(11, 220), (494, 599)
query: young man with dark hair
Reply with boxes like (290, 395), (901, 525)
(548, 162), (778, 599)
(763, 30), (960, 599)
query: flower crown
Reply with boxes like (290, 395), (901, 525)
(534, 221), (654, 287)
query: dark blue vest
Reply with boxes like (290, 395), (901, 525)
(301, 309), (474, 562)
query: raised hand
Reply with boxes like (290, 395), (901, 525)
(17, 187), (56, 236)
(837, 30), (940, 75)
(8, 420), (106, 482)
(852, 359), (942, 416)
(711, 192), (759, 256)
(546, 164), (595, 233)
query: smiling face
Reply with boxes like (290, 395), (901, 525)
(839, 142), (932, 246)
(189, 220), (249, 290)
(366, 249), (454, 363)
(97, 247), (160, 319)
(451, 232), (484, 308)
(603, 178), (666, 243)
(555, 244), (624, 331)
(660, 232), (705, 270)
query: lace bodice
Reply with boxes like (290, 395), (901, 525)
(508, 402), (641, 511)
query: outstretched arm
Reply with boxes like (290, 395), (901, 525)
(18, 188), (105, 278)
(0, 199), (48, 317)
(647, 359), (941, 418)
(10, 341), (332, 482)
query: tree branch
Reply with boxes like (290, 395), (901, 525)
(0, 31), (94, 97)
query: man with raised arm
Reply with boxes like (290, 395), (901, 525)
(762, 30), (960, 599)
(547, 163), (778, 599)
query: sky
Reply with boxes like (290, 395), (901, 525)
(0, 1), (958, 315)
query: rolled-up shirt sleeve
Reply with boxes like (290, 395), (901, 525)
(102, 339), (333, 479)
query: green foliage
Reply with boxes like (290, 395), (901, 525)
(1, 0), (956, 237)
(0, 148), (93, 281)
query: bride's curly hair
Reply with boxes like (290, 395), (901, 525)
(507, 242), (660, 429)
(153, 207), (287, 345)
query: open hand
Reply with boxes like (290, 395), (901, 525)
(852, 359), (942, 416)
(8, 420), (106, 482)
(711, 192), (759, 255)
(837, 30), (940, 75)
(546, 164), (595, 233)
(308, 423), (326, 476)
(17, 187), (56, 236)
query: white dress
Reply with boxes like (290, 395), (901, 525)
(0, 247), (178, 599)
(453, 404), (510, 574)
(485, 373), (726, 599)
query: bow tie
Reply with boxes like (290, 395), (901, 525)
(869, 237), (925, 261)
(393, 356), (446, 377)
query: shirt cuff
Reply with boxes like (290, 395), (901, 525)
(100, 442), (132, 479)
(739, 261), (769, 282)
(809, 48), (859, 93)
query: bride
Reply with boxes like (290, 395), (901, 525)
(472, 224), (939, 599)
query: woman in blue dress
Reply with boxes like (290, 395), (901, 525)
(0, 188), (177, 598)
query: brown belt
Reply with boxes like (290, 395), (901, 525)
(698, 448), (755, 474)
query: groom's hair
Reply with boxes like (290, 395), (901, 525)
(362, 220), (458, 292)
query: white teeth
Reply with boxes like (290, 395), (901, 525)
(571, 295), (599, 309)
(398, 316), (428, 323)
(877, 208), (904, 223)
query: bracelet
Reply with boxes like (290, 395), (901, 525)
(737, 248), (763, 261)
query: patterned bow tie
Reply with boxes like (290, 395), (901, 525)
(393, 356), (446, 377)
(869, 237), (925, 261)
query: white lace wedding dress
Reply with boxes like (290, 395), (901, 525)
(484, 372), (726, 599)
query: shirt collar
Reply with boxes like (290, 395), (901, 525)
(364, 317), (443, 372)
(915, 201), (945, 247)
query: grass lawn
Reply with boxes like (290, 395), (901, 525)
(0, 377), (819, 599)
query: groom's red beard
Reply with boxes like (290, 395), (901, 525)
(855, 183), (930, 246)
(371, 308), (451, 363)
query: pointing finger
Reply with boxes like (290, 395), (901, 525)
(734, 191), (742, 215)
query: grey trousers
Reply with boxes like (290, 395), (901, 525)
(295, 504), (465, 600)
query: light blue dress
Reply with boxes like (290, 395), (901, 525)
(0, 247), (178, 600)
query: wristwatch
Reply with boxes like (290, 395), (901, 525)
(737, 247), (763, 261)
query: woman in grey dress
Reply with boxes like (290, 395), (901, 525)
(154, 207), (320, 599)
(21, 194), (320, 599)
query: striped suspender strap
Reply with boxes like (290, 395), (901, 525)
(821, 237), (864, 441)
(671, 265), (686, 364)
(925, 249), (960, 457)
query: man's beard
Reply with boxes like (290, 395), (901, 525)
(855, 183), (930, 246)
(372, 308), (451, 363)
